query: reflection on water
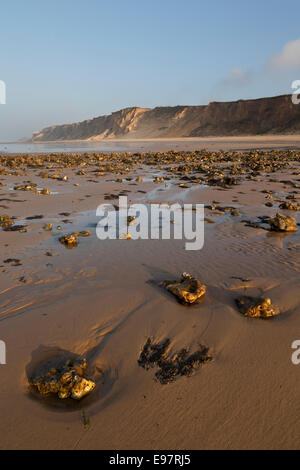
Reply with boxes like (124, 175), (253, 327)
(0, 141), (137, 154)
(2, 137), (300, 154)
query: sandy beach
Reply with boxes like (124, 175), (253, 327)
(3, 135), (300, 155)
(0, 144), (299, 450)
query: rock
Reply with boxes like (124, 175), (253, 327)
(204, 218), (215, 223)
(279, 201), (300, 211)
(30, 358), (95, 400)
(235, 296), (279, 318)
(162, 272), (206, 305)
(0, 214), (14, 229)
(37, 188), (50, 195)
(59, 233), (78, 247)
(49, 174), (68, 181)
(127, 216), (136, 226)
(231, 209), (240, 216)
(78, 230), (91, 237)
(269, 212), (298, 232)
(119, 233), (131, 240)
(59, 231), (90, 247)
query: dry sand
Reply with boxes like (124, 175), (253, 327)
(0, 146), (299, 450)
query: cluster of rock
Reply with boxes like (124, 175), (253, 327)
(1, 149), (299, 181)
(14, 183), (50, 195)
(279, 201), (300, 211)
(0, 214), (27, 232)
(162, 272), (280, 319)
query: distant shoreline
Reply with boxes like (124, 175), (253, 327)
(1, 134), (300, 145)
(2, 135), (300, 154)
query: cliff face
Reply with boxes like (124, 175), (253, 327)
(32, 95), (300, 141)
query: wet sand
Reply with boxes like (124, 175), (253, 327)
(2, 134), (300, 154)
(0, 148), (299, 449)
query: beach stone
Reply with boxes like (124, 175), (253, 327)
(40, 188), (50, 195)
(231, 209), (240, 216)
(127, 216), (136, 226)
(36, 188), (49, 195)
(78, 230), (91, 237)
(269, 212), (298, 232)
(59, 233), (78, 247)
(162, 272), (206, 305)
(0, 214), (14, 229)
(59, 231), (90, 247)
(279, 201), (300, 211)
(235, 296), (279, 318)
(119, 233), (131, 239)
(30, 358), (95, 400)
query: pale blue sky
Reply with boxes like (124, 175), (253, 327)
(1, 0), (300, 140)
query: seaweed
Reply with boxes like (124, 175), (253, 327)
(138, 338), (212, 384)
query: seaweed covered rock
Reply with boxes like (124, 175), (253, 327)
(269, 212), (298, 232)
(138, 338), (212, 384)
(235, 296), (279, 318)
(30, 358), (95, 400)
(59, 230), (91, 248)
(0, 214), (14, 229)
(162, 272), (206, 305)
(279, 201), (300, 211)
(59, 233), (78, 247)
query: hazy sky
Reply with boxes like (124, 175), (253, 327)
(1, 0), (300, 141)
